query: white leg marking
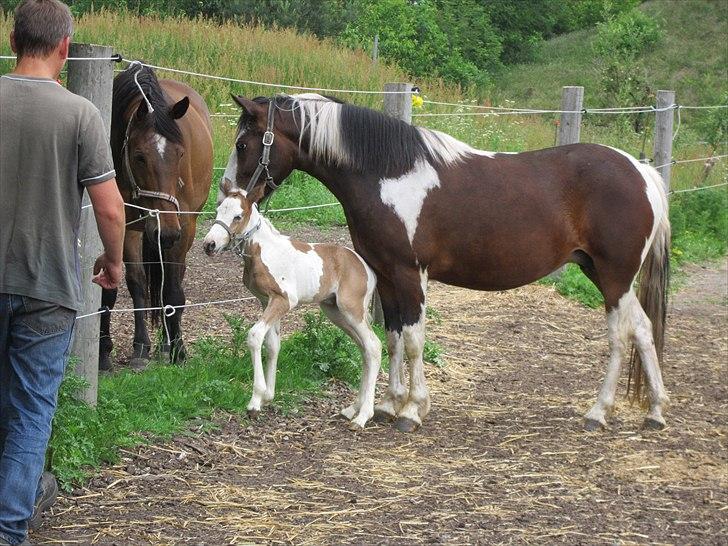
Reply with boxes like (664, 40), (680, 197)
(379, 160), (441, 244)
(262, 322), (281, 403)
(375, 330), (407, 418)
(585, 302), (629, 427)
(247, 320), (270, 412)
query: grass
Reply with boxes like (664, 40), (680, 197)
(49, 311), (395, 488)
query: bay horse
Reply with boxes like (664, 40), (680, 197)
(99, 65), (213, 370)
(223, 93), (671, 433)
(202, 180), (381, 429)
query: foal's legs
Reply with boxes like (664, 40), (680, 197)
(247, 296), (289, 416)
(320, 301), (382, 430)
(262, 321), (281, 404)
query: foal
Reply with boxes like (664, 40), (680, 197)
(202, 181), (381, 429)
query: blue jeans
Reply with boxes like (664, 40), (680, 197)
(0, 294), (75, 545)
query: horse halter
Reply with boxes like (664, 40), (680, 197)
(122, 113), (183, 212)
(212, 213), (262, 258)
(244, 100), (280, 194)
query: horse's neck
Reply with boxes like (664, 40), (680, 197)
(245, 210), (283, 249)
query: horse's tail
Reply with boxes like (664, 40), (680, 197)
(143, 235), (164, 326)
(627, 165), (671, 403)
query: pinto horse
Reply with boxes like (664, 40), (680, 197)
(223, 93), (671, 432)
(99, 65), (213, 369)
(202, 180), (381, 429)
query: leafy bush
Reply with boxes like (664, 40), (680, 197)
(593, 7), (662, 127)
(670, 188), (728, 264)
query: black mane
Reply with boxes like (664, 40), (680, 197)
(112, 65), (183, 144)
(338, 102), (432, 177)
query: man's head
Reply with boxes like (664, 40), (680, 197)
(11, 0), (73, 61)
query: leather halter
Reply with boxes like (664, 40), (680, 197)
(213, 213), (262, 258)
(245, 100), (280, 194)
(122, 113), (183, 212)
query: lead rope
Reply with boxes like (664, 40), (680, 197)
(128, 60), (154, 113)
(151, 210), (172, 350)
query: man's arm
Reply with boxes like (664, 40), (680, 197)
(86, 178), (125, 289)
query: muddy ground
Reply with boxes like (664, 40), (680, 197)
(32, 223), (727, 545)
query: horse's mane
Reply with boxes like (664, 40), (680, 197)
(112, 65), (183, 144)
(236, 94), (478, 178)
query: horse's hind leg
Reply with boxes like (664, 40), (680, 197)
(99, 287), (117, 371)
(262, 321), (281, 404)
(584, 280), (668, 430)
(320, 300), (382, 430)
(625, 292), (669, 429)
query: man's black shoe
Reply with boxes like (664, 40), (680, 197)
(27, 471), (58, 531)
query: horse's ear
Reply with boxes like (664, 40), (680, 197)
(232, 94), (262, 120)
(170, 97), (190, 120)
(220, 177), (232, 196)
(248, 182), (266, 205)
(136, 99), (149, 119)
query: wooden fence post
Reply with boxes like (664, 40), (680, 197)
(653, 90), (675, 193)
(549, 86), (584, 279)
(383, 82), (413, 123)
(67, 43), (115, 406)
(557, 86), (584, 146)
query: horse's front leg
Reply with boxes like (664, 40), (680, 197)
(247, 296), (289, 417)
(124, 231), (152, 370)
(160, 260), (187, 363)
(373, 280), (408, 423)
(99, 287), (118, 371)
(393, 269), (430, 433)
(262, 321), (281, 404)
(161, 223), (195, 364)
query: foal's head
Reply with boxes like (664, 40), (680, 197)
(203, 179), (264, 256)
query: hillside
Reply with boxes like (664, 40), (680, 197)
(494, 0), (728, 108)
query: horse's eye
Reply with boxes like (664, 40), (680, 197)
(236, 141), (246, 152)
(134, 153), (146, 164)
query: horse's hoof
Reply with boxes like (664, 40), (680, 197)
(373, 408), (396, 423)
(394, 417), (420, 433)
(247, 409), (260, 420)
(583, 418), (605, 431)
(348, 422), (365, 433)
(642, 417), (666, 431)
(130, 357), (149, 372)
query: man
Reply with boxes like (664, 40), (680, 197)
(0, 1), (125, 544)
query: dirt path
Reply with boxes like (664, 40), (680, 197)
(33, 231), (727, 545)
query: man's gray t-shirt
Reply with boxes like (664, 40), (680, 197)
(0, 74), (115, 311)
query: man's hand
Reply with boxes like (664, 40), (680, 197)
(92, 252), (122, 289)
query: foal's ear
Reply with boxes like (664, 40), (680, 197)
(248, 182), (266, 205)
(170, 97), (190, 120)
(232, 94), (263, 120)
(220, 177), (233, 196)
